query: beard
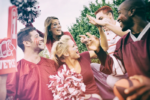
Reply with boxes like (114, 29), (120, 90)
(122, 17), (134, 31)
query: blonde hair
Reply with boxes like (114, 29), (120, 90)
(51, 35), (71, 66)
(44, 16), (61, 45)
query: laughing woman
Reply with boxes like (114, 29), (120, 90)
(44, 16), (76, 55)
(51, 35), (102, 100)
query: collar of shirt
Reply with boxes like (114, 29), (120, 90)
(130, 23), (150, 42)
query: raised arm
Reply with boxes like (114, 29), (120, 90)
(85, 33), (126, 75)
(87, 14), (129, 37)
(98, 27), (108, 51)
(104, 23), (129, 37)
(88, 51), (97, 59)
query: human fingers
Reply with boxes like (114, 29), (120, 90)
(125, 83), (145, 94)
(89, 20), (96, 25)
(86, 14), (91, 20)
(80, 38), (87, 43)
(79, 35), (86, 39)
(86, 32), (93, 38)
(126, 86), (149, 100)
(141, 91), (150, 100)
(86, 14), (91, 19)
(87, 14), (95, 21)
(130, 75), (143, 83)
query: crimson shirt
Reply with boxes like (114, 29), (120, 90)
(59, 52), (100, 95)
(96, 23), (150, 77)
(6, 57), (57, 100)
(46, 32), (76, 54)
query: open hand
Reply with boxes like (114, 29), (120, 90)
(125, 75), (150, 100)
(79, 35), (89, 44)
(86, 14), (108, 27)
(84, 32), (100, 52)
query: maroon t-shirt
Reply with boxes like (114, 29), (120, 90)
(59, 51), (100, 95)
(97, 27), (150, 77)
(46, 32), (76, 54)
(6, 57), (57, 100)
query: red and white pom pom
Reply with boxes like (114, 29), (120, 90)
(48, 64), (86, 100)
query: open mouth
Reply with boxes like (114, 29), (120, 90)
(38, 41), (44, 46)
(76, 50), (79, 54)
(57, 29), (61, 32)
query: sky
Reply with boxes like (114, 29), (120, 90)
(0, 0), (112, 61)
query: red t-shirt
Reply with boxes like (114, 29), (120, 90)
(98, 26), (150, 77)
(46, 31), (76, 54)
(6, 57), (57, 100)
(59, 51), (100, 95)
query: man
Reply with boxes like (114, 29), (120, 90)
(89, 5), (130, 86)
(6, 27), (57, 100)
(80, 6), (129, 100)
(84, 0), (150, 99)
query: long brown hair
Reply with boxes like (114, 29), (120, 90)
(44, 16), (63, 45)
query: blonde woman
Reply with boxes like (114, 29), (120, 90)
(44, 16), (76, 55)
(51, 35), (102, 100)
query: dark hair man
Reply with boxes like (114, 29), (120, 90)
(84, 0), (150, 99)
(6, 27), (57, 100)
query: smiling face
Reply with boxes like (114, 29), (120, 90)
(117, 3), (134, 31)
(66, 39), (80, 59)
(29, 30), (45, 52)
(49, 19), (62, 38)
(96, 11), (112, 31)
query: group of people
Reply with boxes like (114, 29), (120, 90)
(0, 0), (150, 100)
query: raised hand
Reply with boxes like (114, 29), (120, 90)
(85, 32), (100, 52)
(86, 14), (108, 27)
(79, 35), (89, 44)
(125, 75), (150, 100)
(86, 14), (99, 26)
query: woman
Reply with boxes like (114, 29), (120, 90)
(51, 35), (102, 100)
(44, 16), (76, 55)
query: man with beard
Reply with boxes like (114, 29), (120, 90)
(6, 27), (57, 100)
(81, 6), (129, 100)
(84, 0), (150, 99)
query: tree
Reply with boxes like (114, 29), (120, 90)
(68, 0), (118, 53)
(68, 0), (119, 63)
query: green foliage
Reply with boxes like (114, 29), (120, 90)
(39, 48), (50, 58)
(39, 0), (150, 62)
(69, 0), (150, 54)
(68, 0), (118, 54)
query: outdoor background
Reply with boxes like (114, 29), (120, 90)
(0, 0), (149, 62)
